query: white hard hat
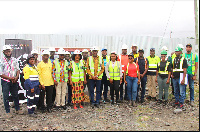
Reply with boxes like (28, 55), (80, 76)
(177, 44), (184, 49)
(74, 50), (81, 54)
(49, 47), (56, 52)
(2, 45), (12, 51)
(57, 48), (66, 54)
(42, 50), (50, 55)
(31, 49), (39, 54)
(91, 46), (99, 51)
(110, 51), (117, 55)
(132, 44), (138, 47)
(82, 49), (89, 53)
(121, 44), (128, 49)
(161, 46), (168, 51)
(65, 51), (70, 54)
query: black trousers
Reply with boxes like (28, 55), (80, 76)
(110, 80), (120, 101)
(52, 85), (56, 104)
(120, 76), (127, 100)
(37, 85), (53, 110)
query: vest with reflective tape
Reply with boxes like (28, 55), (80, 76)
(172, 57), (184, 72)
(71, 60), (84, 82)
(107, 61), (120, 80)
(54, 59), (68, 82)
(126, 62), (138, 76)
(185, 53), (196, 75)
(89, 56), (103, 79)
(102, 56), (110, 66)
(158, 61), (170, 74)
(136, 57), (147, 69)
(147, 56), (160, 72)
(24, 65), (39, 81)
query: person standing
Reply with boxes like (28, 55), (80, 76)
(37, 50), (54, 113)
(155, 50), (171, 105)
(134, 49), (149, 103)
(86, 46), (104, 108)
(69, 50), (87, 109)
(105, 51), (122, 105)
(146, 48), (160, 101)
(31, 49), (40, 66)
(0, 45), (23, 118)
(117, 44), (129, 101)
(184, 43), (198, 107)
(52, 48), (68, 110)
(130, 44), (139, 59)
(100, 48), (110, 103)
(124, 53), (140, 107)
(172, 47), (188, 110)
(23, 54), (40, 117)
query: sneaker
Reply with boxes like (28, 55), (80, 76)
(47, 108), (52, 113)
(29, 113), (37, 118)
(172, 102), (179, 107)
(132, 101), (137, 107)
(128, 100), (132, 106)
(190, 101), (194, 107)
(62, 105), (67, 110)
(16, 109), (24, 115)
(90, 104), (95, 108)
(95, 104), (100, 108)
(74, 106), (77, 110)
(5, 113), (13, 118)
(111, 100), (114, 105)
(146, 96), (152, 100)
(80, 105), (83, 108)
(157, 99), (162, 104)
(152, 97), (157, 101)
(104, 98), (110, 103)
(178, 104), (186, 111)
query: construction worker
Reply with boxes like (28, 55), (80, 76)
(31, 49), (40, 66)
(124, 53), (140, 107)
(185, 43), (198, 107)
(172, 46), (188, 110)
(65, 51), (72, 106)
(105, 51), (122, 105)
(100, 48), (110, 103)
(37, 50), (54, 113)
(146, 48), (160, 101)
(82, 49), (91, 102)
(161, 46), (172, 63)
(130, 44), (139, 59)
(155, 50), (171, 105)
(23, 54), (40, 117)
(86, 46), (104, 108)
(69, 50), (87, 109)
(0, 45), (24, 118)
(49, 47), (57, 108)
(134, 49), (149, 103)
(52, 48), (68, 110)
(117, 44), (129, 101)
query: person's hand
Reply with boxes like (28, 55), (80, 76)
(192, 75), (196, 80)
(42, 85), (45, 90)
(91, 75), (96, 80)
(109, 78), (113, 84)
(137, 79), (140, 85)
(140, 74), (144, 79)
(84, 80), (87, 84)
(155, 78), (158, 83)
(171, 75), (174, 78)
(31, 88), (34, 93)
(95, 76), (98, 80)
(39, 85), (42, 89)
(54, 81), (58, 86)
(125, 80), (127, 86)
(13, 77), (18, 83)
(120, 79), (122, 84)
(166, 79), (170, 84)
(181, 79), (185, 85)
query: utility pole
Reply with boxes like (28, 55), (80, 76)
(194, 0), (199, 80)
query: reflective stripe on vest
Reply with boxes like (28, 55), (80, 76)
(158, 61), (170, 74)
(126, 62), (138, 76)
(172, 57), (184, 72)
(107, 61), (120, 80)
(185, 53), (196, 75)
(89, 56), (103, 79)
(54, 59), (68, 82)
(136, 57), (147, 69)
(147, 56), (159, 72)
(71, 60), (84, 82)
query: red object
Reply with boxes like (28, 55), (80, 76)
(74, 106), (77, 109)
(124, 63), (140, 77)
(117, 54), (129, 73)
(80, 105), (83, 108)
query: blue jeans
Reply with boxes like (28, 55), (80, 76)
(136, 76), (147, 100)
(187, 74), (194, 101)
(126, 76), (138, 101)
(173, 78), (186, 104)
(89, 79), (101, 104)
(1, 79), (20, 113)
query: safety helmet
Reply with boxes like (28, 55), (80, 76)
(65, 51), (70, 54)
(161, 50), (167, 55)
(82, 49), (89, 53)
(31, 49), (39, 55)
(177, 44), (184, 50)
(91, 46), (99, 51)
(132, 44), (137, 47)
(161, 46), (168, 51)
(42, 50), (50, 55)
(121, 44), (128, 49)
(57, 48), (66, 54)
(74, 50), (81, 54)
(2, 45), (12, 52)
(110, 51), (117, 55)
(49, 47), (56, 52)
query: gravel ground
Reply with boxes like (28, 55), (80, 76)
(0, 84), (199, 131)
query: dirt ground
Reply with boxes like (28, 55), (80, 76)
(0, 83), (199, 131)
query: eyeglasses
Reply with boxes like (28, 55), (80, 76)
(128, 57), (133, 59)
(60, 54), (64, 56)
(161, 56), (166, 58)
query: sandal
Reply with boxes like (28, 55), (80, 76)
(80, 105), (83, 108)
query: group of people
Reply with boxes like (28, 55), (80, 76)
(0, 43), (198, 118)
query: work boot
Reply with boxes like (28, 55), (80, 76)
(141, 98), (144, 103)
(128, 100), (132, 106)
(190, 101), (194, 107)
(152, 97), (157, 101)
(111, 100), (114, 105)
(16, 109), (24, 115)
(157, 99), (162, 105)
(132, 101), (137, 107)
(146, 96), (151, 100)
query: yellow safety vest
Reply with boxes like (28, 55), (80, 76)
(23, 64), (39, 81)
(185, 53), (196, 75)
(71, 60), (84, 82)
(147, 56), (160, 72)
(107, 61), (120, 80)
(88, 56), (103, 79)
(54, 59), (68, 82)
(172, 57), (184, 72)
(158, 61), (170, 74)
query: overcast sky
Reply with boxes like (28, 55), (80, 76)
(0, 0), (198, 38)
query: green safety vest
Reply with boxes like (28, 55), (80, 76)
(126, 62), (138, 76)
(54, 59), (68, 82)
(158, 61), (170, 74)
(107, 61), (120, 80)
(71, 60), (84, 82)
(172, 57), (184, 72)
(185, 53), (196, 75)
(88, 56), (103, 79)
(147, 56), (160, 72)
(102, 56), (110, 66)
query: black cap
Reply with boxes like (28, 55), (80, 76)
(27, 54), (35, 59)
(128, 53), (134, 57)
(138, 49), (144, 52)
(186, 43), (192, 47)
(150, 48), (155, 51)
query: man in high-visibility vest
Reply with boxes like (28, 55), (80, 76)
(130, 44), (139, 59)
(52, 48), (68, 110)
(117, 44), (129, 101)
(100, 48), (110, 103)
(185, 43), (198, 107)
(146, 48), (160, 101)
(172, 46), (188, 110)
(86, 46), (104, 108)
